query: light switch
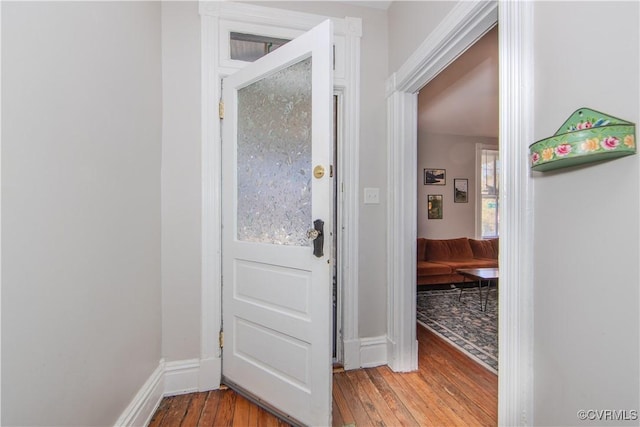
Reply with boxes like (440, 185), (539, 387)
(364, 187), (380, 204)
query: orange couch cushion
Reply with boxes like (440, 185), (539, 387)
(417, 238), (427, 261)
(469, 238), (499, 260)
(424, 237), (474, 261)
(417, 261), (452, 276)
(439, 258), (498, 270)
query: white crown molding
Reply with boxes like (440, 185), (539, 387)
(344, 16), (363, 37)
(386, 0), (497, 95)
(199, 1), (358, 36)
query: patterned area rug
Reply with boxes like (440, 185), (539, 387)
(417, 287), (498, 373)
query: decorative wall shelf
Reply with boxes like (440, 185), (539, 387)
(529, 108), (636, 172)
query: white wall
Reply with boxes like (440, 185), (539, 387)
(387, 1), (456, 72)
(417, 133), (496, 238)
(532, 2), (640, 425)
(161, 1), (202, 362)
(1, 2), (162, 425)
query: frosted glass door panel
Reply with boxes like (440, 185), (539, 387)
(237, 57), (312, 246)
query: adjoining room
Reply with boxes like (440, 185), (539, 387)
(416, 26), (499, 374)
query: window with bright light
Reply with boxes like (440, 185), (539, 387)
(477, 145), (499, 238)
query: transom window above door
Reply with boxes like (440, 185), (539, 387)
(216, 17), (349, 80)
(230, 32), (291, 62)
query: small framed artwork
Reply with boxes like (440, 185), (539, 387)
(427, 195), (443, 219)
(454, 178), (468, 203)
(424, 168), (446, 185)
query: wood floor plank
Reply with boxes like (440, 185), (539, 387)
(263, 409), (281, 427)
(332, 374), (356, 426)
(345, 369), (401, 426)
(148, 395), (172, 427)
(247, 399), (259, 426)
(180, 392), (207, 426)
(333, 371), (374, 426)
(417, 363), (491, 426)
(160, 394), (193, 427)
(331, 394), (344, 427)
(417, 325), (498, 422)
(418, 354), (496, 425)
(419, 326), (497, 391)
(407, 370), (472, 426)
(197, 391), (222, 426)
(378, 366), (450, 426)
(255, 406), (284, 427)
(364, 368), (419, 427)
(212, 389), (237, 427)
(150, 326), (497, 427)
(231, 394), (251, 427)
(413, 328), (496, 426)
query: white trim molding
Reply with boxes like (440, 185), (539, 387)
(114, 360), (165, 427)
(359, 336), (388, 368)
(0, 2), (3, 422)
(386, 0), (534, 425)
(114, 357), (225, 427)
(497, 2), (534, 425)
(199, 2), (362, 381)
(386, 89), (418, 372)
(164, 359), (201, 396)
(200, 11), (223, 392)
(387, 0), (497, 96)
(339, 15), (362, 371)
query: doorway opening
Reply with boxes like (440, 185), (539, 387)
(416, 25), (499, 376)
(386, 2), (534, 424)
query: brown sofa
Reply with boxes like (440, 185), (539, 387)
(417, 237), (498, 285)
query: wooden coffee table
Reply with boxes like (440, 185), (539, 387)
(456, 268), (499, 311)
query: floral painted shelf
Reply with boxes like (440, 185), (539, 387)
(530, 108), (636, 172)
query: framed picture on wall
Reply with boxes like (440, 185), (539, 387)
(424, 168), (446, 185)
(427, 195), (443, 219)
(454, 178), (468, 203)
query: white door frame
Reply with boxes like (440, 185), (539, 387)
(386, 1), (534, 426)
(199, 2), (363, 391)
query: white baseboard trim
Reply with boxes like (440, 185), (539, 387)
(114, 359), (165, 427)
(164, 356), (222, 395)
(115, 356), (223, 427)
(198, 356), (222, 392)
(359, 335), (388, 368)
(164, 358), (201, 395)
(343, 339), (361, 370)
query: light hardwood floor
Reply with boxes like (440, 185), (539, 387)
(149, 324), (498, 426)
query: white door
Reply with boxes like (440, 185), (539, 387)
(221, 20), (334, 427)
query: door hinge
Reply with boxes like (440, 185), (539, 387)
(219, 331), (224, 349)
(218, 101), (224, 119)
